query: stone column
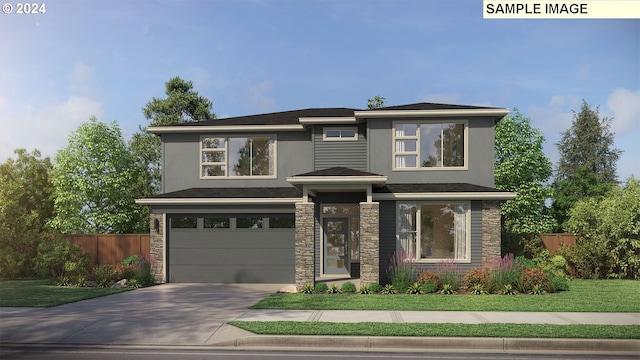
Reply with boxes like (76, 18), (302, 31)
(481, 200), (501, 267)
(359, 202), (380, 285)
(149, 213), (166, 283)
(295, 202), (315, 290)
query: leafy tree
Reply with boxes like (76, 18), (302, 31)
(129, 77), (216, 222)
(561, 177), (640, 279)
(49, 117), (145, 234)
(494, 109), (555, 254)
(552, 100), (622, 229)
(0, 149), (55, 278)
(367, 95), (386, 109)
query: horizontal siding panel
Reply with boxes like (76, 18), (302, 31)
(314, 125), (368, 171)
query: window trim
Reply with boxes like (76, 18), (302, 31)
(392, 120), (468, 171)
(322, 127), (358, 141)
(396, 201), (471, 263)
(200, 134), (278, 179)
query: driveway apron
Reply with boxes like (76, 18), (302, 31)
(0, 283), (283, 346)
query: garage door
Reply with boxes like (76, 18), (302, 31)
(167, 215), (295, 283)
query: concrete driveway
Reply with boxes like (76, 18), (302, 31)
(0, 283), (283, 346)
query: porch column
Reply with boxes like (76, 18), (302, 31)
(359, 202), (380, 284)
(149, 213), (166, 283)
(295, 202), (315, 290)
(482, 200), (501, 266)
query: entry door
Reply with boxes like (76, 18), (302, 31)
(323, 218), (350, 275)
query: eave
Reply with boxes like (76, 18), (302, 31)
(146, 124), (305, 134)
(135, 198), (302, 205)
(373, 192), (517, 201)
(354, 108), (510, 118)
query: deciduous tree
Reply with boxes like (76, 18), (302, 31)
(367, 95), (386, 109)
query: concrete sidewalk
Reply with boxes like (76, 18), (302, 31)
(1, 284), (639, 355)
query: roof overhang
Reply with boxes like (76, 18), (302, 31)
(298, 117), (358, 125)
(354, 108), (510, 119)
(286, 175), (388, 187)
(147, 124), (305, 134)
(373, 191), (517, 201)
(135, 198), (302, 205)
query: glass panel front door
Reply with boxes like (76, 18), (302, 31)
(323, 218), (350, 275)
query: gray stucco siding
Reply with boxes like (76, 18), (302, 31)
(162, 131), (313, 193)
(367, 117), (496, 187)
(313, 124), (368, 171)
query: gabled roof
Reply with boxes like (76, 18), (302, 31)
(293, 167), (384, 177)
(168, 108), (359, 127)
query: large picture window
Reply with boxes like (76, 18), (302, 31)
(201, 135), (275, 178)
(394, 122), (466, 169)
(397, 202), (469, 262)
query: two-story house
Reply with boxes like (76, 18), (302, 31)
(136, 102), (515, 289)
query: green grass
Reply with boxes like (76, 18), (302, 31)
(251, 280), (640, 312)
(0, 279), (130, 307)
(229, 321), (640, 339)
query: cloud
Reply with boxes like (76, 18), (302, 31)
(606, 88), (640, 134)
(246, 81), (275, 112)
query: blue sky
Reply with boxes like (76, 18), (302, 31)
(1, 0), (638, 180)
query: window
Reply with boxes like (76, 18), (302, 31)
(394, 122), (466, 169)
(397, 202), (469, 261)
(171, 217), (198, 229)
(323, 127), (357, 141)
(270, 216), (295, 228)
(236, 217), (263, 229)
(201, 135), (275, 178)
(203, 217), (230, 229)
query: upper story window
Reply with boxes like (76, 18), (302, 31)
(201, 135), (276, 178)
(323, 127), (357, 141)
(393, 121), (467, 170)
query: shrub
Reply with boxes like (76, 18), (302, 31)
(421, 282), (438, 294)
(93, 264), (120, 288)
(386, 251), (416, 294)
(471, 284), (486, 295)
(55, 276), (72, 286)
(122, 254), (139, 267)
(417, 270), (441, 289)
(300, 283), (314, 294)
(132, 255), (155, 287)
(327, 284), (341, 294)
(358, 284), (371, 294)
(340, 281), (357, 293)
(436, 260), (460, 291)
(486, 253), (519, 293)
(557, 240), (611, 279)
(314, 282), (329, 293)
(368, 283), (382, 293)
(128, 279), (142, 289)
(440, 283), (455, 295)
(34, 236), (89, 278)
(406, 282), (423, 294)
(547, 275), (570, 293)
(463, 268), (490, 289)
(530, 284), (545, 295)
(514, 255), (536, 270)
(502, 284), (516, 295)
(381, 284), (396, 294)
(520, 267), (549, 292)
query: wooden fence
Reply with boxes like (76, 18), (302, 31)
(539, 233), (578, 254)
(65, 234), (150, 267)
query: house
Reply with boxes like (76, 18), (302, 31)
(136, 102), (516, 288)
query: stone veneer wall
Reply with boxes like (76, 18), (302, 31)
(149, 213), (165, 283)
(481, 200), (501, 266)
(295, 202), (315, 290)
(359, 202), (380, 284)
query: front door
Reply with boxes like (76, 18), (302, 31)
(323, 218), (350, 275)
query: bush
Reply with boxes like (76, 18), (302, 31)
(340, 281), (357, 293)
(520, 267), (549, 292)
(486, 254), (519, 293)
(557, 239), (611, 279)
(417, 270), (441, 289)
(122, 254), (139, 267)
(436, 260), (460, 291)
(386, 251), (416, 294)
(368, 283), (382, 293)
(421, 282), (438, 294)
(547, 275), (570, 293)
(327, 284), (341, 294)
(314, 282), (329, 293)
(132, 255), (155, 286)
(381, 284), (396, 294)
(358, 284), (372, 294)
(406, 282), (423, 294)
(463, 268), (490, 289)
(34, 236), (89, 278)
(93, 264), (120, 288)
(514, 255), (536, 270)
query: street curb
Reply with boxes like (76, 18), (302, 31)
(219, 335), (640, 355)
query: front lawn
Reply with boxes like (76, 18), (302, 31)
(251, 279), (640, 312)
(0, 279), (130, 307)
(230, 322), (640, 339)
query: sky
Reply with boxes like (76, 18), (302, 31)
(1, 0), (639, 181)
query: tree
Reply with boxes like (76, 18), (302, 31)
(561, 177), (640, 279)
(130, 76), (216, 197)
(494, 109), (555, 255)
(49, 117), (145, 234)
(0, 149), (55, 278)
(367, 95), (386, 109)
(552, 100), (622, 229)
